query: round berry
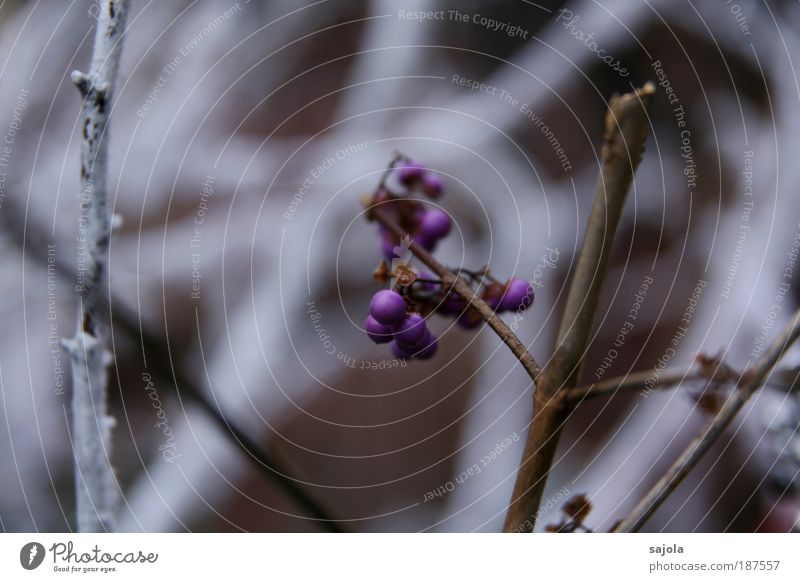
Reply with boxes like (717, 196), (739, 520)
(391, 339), (414, 359)
(397, 160), (424, 185)
(438, 291), (466, 315)
(365, 315), (393, 344)
(381, 236), (398, 261)
(500, 278), (534, 311)
(393, 314), (428, 347)
(369, 290), (407, 325)
(457, 308), (482, 329)
(416, 270), (437, 293)
(481, 281), (505, 312)
(419, 208), (451, 241)
(416, 334), (438, 360)
(422, 174), (444, 198)
(413, 232), (437, 252)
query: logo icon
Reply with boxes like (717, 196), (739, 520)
(20, 542), (45, 570)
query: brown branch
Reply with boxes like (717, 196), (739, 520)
(566, 368), (694, 404)
(613, 307), (800, 532)
(371, 206), (543, 382)
(503, 83), (656, 533)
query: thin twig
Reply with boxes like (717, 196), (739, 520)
(614, 307), (800, 532)
(567, 368), (694, 404)
(371, 206), (543, 382)
(61, 0), (130, 533)
(503, 83), (656, 533)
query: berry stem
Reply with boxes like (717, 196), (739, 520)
(371, 206), (543, 382)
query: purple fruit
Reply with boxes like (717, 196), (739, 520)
(391, 339), (414, 359)
(500, 278), (534, 311)
(457, 309), (483, 329)
(369, 290), (407, 325)
(438, 291), (466, 316)
(416, 271), (437, 293)
(419, 208), (451, 241)
(481, 281), (504, 312)
(381, 236), (398, 261)
(416, 334), (438, 359)
(397, 160), (425, 185)
(365, 315), (393, 344)
(413, 231), (437, 252)
(422, 173), (444, 198)
(393, 314), (427, 347)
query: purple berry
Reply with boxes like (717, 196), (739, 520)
(381, 236), (398, 261)
(391, 339), (414, 359)
(393, 313), (428, 347)
(457, 309), (482, 329)
(419, 208), (452, 241)
(413, 231), (437, 252)
(501, 278), (534, 311)
(397, 160), (424, 185)
(365, 315), (393, 344)
(481, 281), (505, 312)
(422, 174), (444, 198)
(438, 291), (466, 316)
(369, 290), (407, 325)
(416, 271), (437, 293)
(416, 334), (438, 359)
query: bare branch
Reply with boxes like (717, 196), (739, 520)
(614, 307), (800, 532)
(1, 195), (345, 531)
(503, 83), (656, 533)
(567, 368), (693, 404)
(63, 0), (130, 533)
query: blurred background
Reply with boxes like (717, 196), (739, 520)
(1, 0), (799, 532)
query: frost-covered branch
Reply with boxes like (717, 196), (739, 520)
(63, 0), (130, 533)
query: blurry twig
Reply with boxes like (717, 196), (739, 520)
(62, 0), (130, 533)
(503, 83), (655, 533)
(566, 354), (740, 405)
(2, 199), (344, 531)
(614, 308), (800, 532)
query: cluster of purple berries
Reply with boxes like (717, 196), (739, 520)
(365, 290), (438, 360)
(376, 160), (451, 261)
(364, 156), (535, 361)
(439, 277), (535, 329)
